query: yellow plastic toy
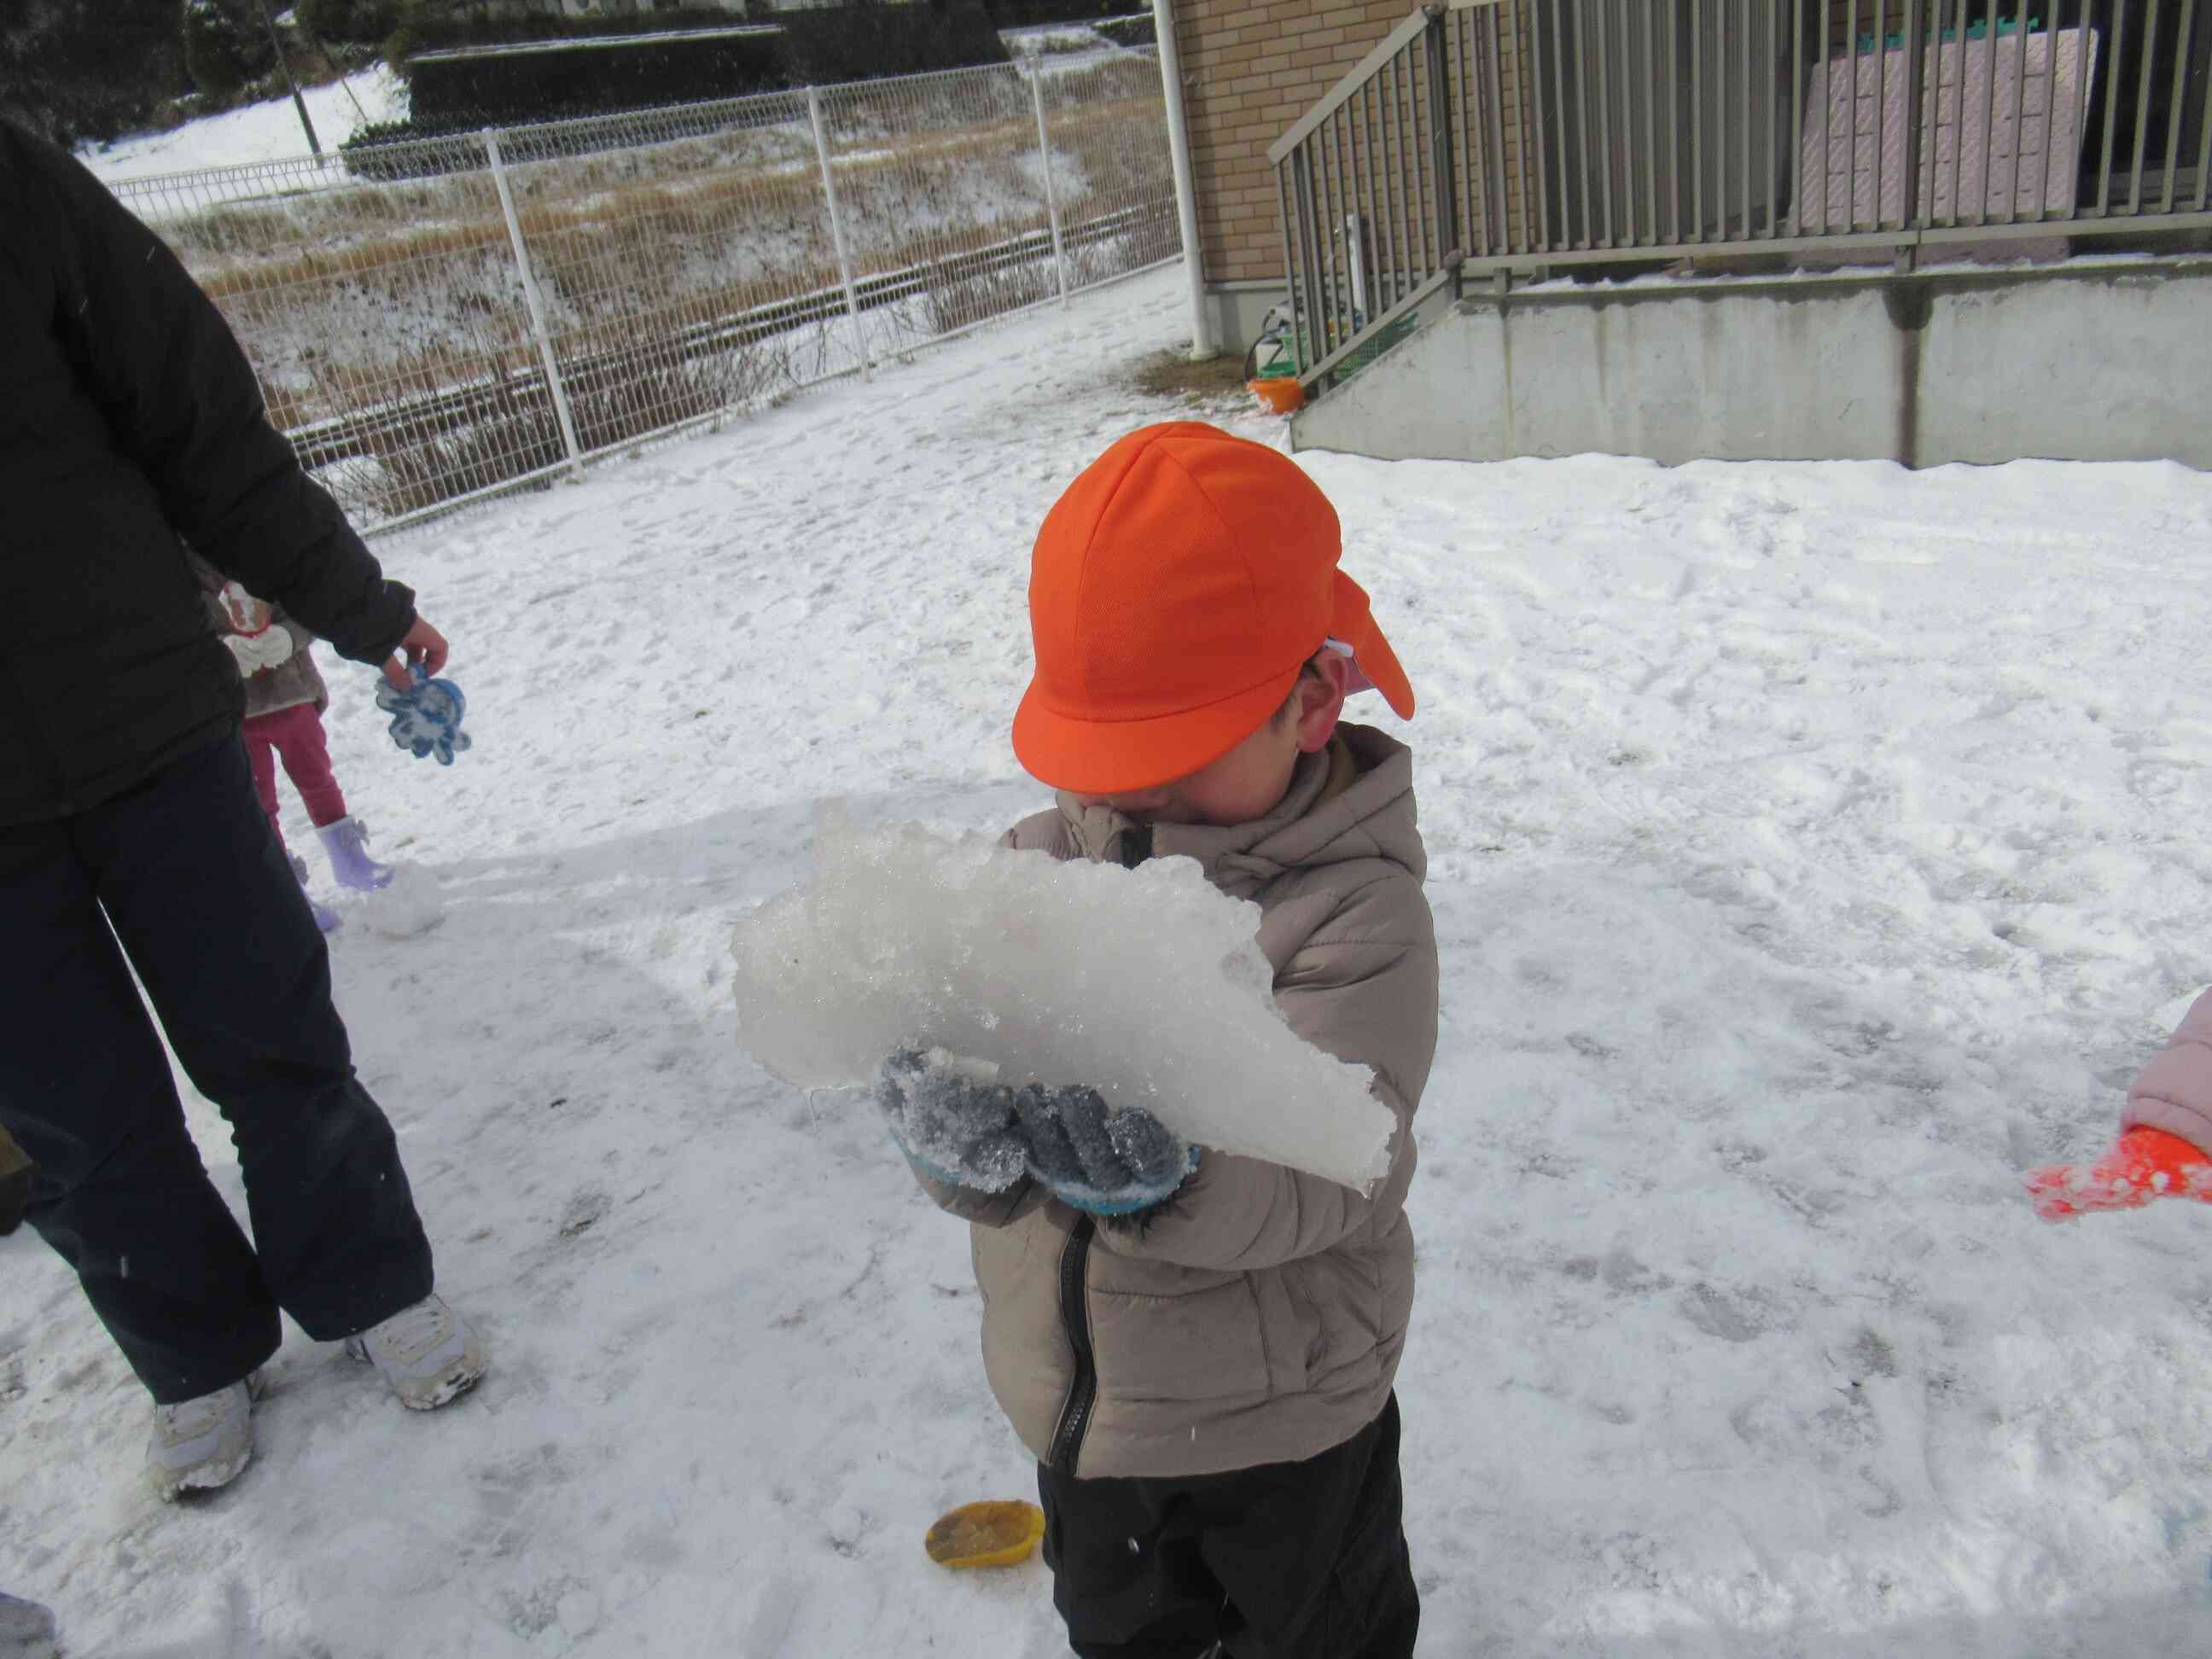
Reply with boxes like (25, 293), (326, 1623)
(924, 1499), (1045, 1569)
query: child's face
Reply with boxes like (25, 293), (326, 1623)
(1076, 654), (1352, 829)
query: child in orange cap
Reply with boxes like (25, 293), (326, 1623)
(879, 422), (1436, 1658)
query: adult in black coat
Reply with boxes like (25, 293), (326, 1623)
(0, 119), (486, 1499)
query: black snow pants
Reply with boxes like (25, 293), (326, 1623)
(0, 735), (433, 1403)
(1038, 1392), (1421, 1659)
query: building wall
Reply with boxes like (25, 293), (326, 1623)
(1289, 257), (2212, 469)
(1173, 0), (1544, 350)
(1176, 0), (2204, 353)
(1175, 0), (1412, 289)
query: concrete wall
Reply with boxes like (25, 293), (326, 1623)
(1202, 279), (1286, 356)
(1292, 257), (2212, 469)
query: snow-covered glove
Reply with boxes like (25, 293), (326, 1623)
(876, 1049), (1030, 1194)
(374, 661), (472, 765)
(224, 627), (295, 678)
(2026, 1126), (2212, 1221)
(1012, 1082), (1196, 1218)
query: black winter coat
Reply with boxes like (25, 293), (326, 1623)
(0, 120), (416, 826)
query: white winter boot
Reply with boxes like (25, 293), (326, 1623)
(345, 1295), (486, 1411)
(147, 1370), (264, 1501)
(317, 817), (393, 892)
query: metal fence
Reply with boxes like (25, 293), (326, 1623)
(1271, 0), (2212, 390)
(110, 52), (1178, 533)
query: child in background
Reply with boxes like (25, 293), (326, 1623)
(197, 559), (392, 930)
(2029, 990), (2212, 1219)
(877, 423), (1437, 1658)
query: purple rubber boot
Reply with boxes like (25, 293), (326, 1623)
(317, 817), (393, 892)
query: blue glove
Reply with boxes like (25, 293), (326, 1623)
(375, 662), (472, 765)
(875, 1051), (1198, 1214)
(876, 1049), (1029, 1193)
(1012, 1082), (1197, 1217)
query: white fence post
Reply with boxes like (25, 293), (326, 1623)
(486, 127), (585, 478)
(807, 85), (875, 381)
(1027, 52), (1071, 306)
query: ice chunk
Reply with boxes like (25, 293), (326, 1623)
(729, 818), (1395, 1190)
(351, 863), (446, 939)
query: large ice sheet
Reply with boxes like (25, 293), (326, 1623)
(729, 818), (1396, 1190)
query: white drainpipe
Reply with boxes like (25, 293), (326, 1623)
(1152, 0), (1217, 361)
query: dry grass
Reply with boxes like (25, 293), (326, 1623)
(353, 388), (570, 521)
(332, 337), (808, 523)
(1132, 349), (1254, 407)
(169, 89), (1167, 275)
(148, 70), (1176, 524)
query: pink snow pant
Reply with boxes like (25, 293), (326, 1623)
(243, 704), (347, 842)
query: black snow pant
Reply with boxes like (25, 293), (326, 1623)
(0, 735), (434, 1404)
(1038, 1392), (1420, 1659)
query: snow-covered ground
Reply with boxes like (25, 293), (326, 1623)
(76, 67), (407, 182)
(6, 265), (2212, 1656)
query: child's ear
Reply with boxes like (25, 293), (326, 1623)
(1294, 654), (1353, 753)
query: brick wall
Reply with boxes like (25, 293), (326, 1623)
(1174, 0), (1551, 288)
(1175, 0), (1413, 286)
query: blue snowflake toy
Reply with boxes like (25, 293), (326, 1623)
(375, 662), (472, 765)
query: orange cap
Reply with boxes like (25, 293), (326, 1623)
(1013, 422), (1414, 795)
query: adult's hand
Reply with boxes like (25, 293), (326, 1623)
(381, 616), (450, 692)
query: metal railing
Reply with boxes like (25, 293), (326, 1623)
(111, 51), (1177, 534)
(1272, 0), (2212, 392)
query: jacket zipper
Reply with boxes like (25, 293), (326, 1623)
(1046, 1213), (1098, 1475)
(1045, 820), (1133, 1474)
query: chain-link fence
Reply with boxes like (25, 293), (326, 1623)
(109, 50), (1178, 534)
